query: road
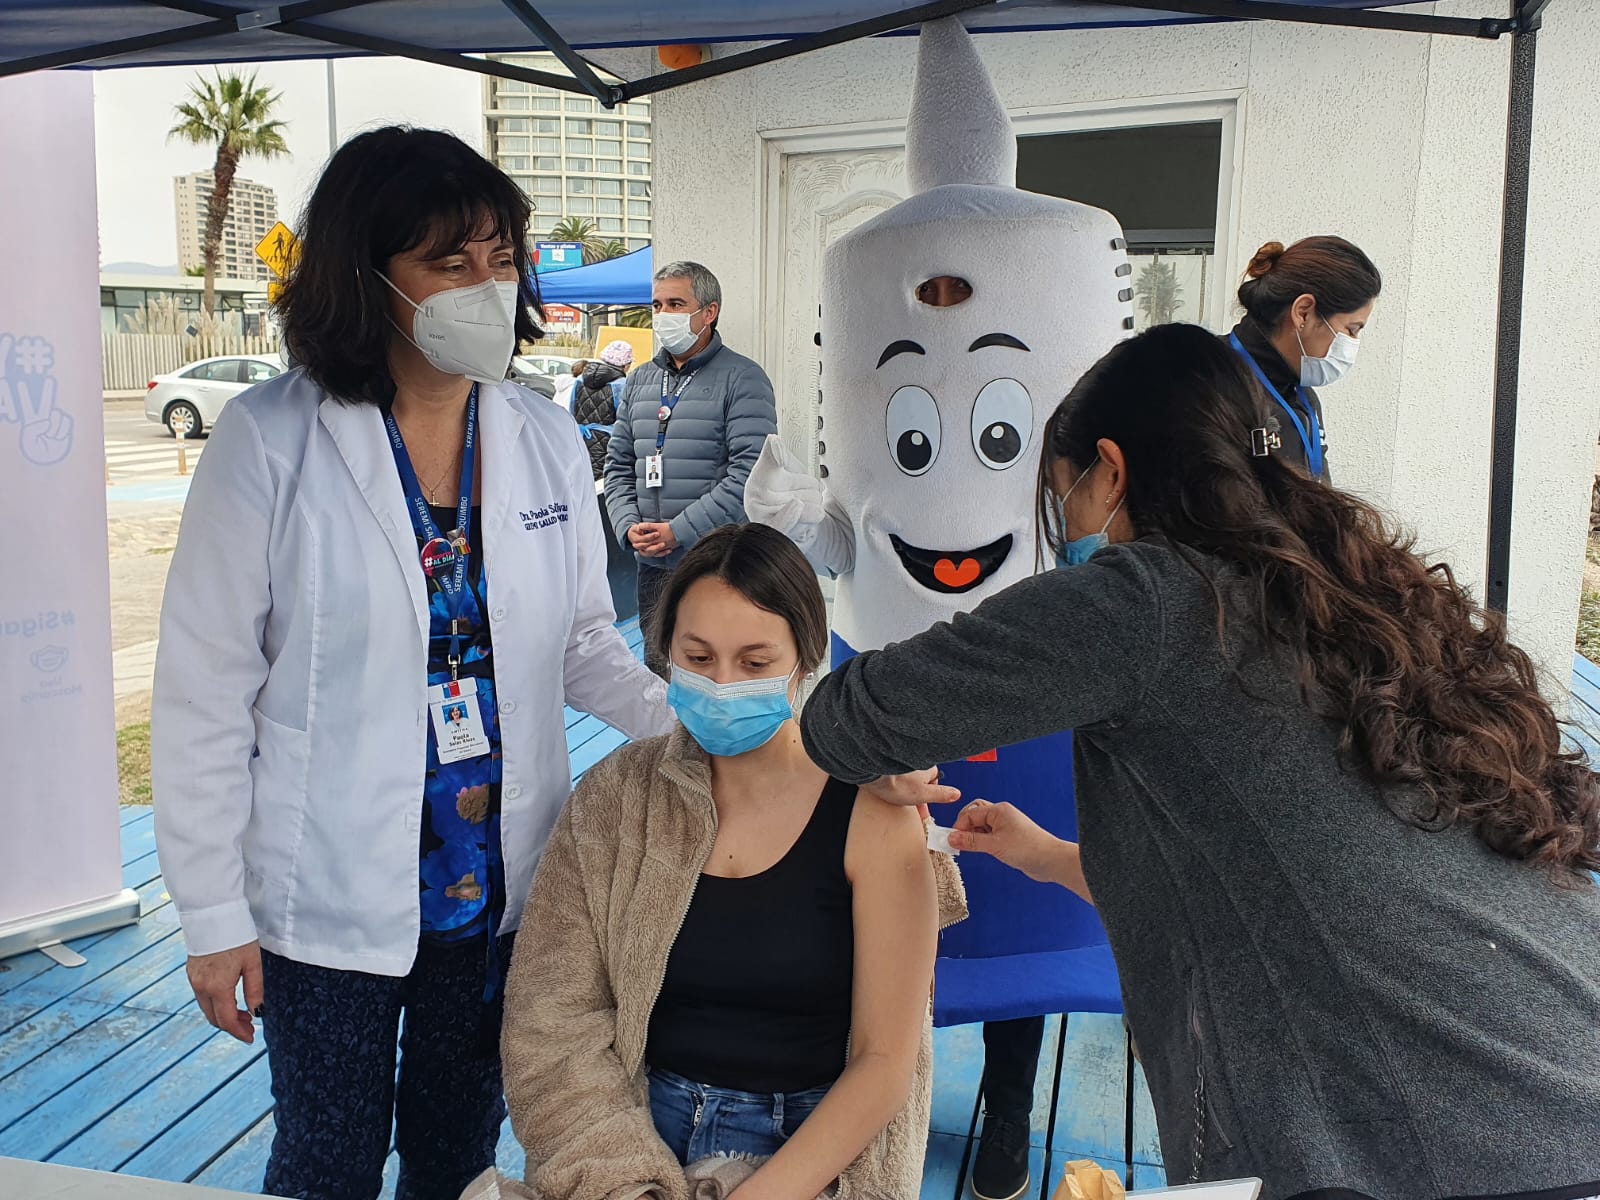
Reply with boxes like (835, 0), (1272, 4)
(103, 399), (205, 487)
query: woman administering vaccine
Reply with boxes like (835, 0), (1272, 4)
(1226, 236), (1380, 481)
(799, 323), (1600, 1200)
(153, 128), (670, 1200)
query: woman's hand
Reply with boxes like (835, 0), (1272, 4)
(949, 800), (1094, 903)
(186, 940), (264, 1044)
(860, 768), (961, 809)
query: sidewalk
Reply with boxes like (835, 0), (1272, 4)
(113, 639), (158, 700)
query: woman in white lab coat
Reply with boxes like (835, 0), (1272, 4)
(151, 127), (671, 1200)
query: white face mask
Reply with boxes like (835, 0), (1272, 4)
(653, 308), (703, 358)
(1297, 317), (1359, 388)
(379, 272), (520, 384)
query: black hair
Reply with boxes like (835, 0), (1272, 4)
(648, 524), (829, 674)
(1035, 323), (1600, 878)
(275, 126), (545, 406)
(1237, 236), (1381, 331)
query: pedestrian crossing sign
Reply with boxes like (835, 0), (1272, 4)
(255, 222), (300, 279)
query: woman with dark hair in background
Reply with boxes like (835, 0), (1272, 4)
(152, 126), (671, 1200)
(1228, 236), (1381, 481)
(800, 323), (1600, 1200)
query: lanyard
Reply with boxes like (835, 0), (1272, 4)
(655, 369), (698, 451)
(384, 385), (479, 678)
(1228, 333), (1324, 478)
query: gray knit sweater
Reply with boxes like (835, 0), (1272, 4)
(801, 538), (1600, 1200)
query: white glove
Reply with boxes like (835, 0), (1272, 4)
(744, 433), (825, 536)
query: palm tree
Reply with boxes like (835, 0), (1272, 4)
(547, 216), (608, 264)
(617, 307), (653, 329)
(595, 239), (630, 261)
(1134, 259), (1184, 327)
(169, 71), (289, 314)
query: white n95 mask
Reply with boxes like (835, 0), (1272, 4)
(379, 273), (520, 384)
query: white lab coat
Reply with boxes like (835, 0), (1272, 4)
(151, 370), (672, 975)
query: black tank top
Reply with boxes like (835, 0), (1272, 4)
(646, 777), (857, 1093)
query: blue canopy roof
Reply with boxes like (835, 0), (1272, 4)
(536, 247), (654, 308)
(0, 2), (1523, 88)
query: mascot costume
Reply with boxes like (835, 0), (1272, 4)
(745, 19), (1132, 1196)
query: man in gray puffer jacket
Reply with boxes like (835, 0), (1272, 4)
(604, 261), (778, 676)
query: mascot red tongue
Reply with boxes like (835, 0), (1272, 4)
(743, 9), (1132, 1118)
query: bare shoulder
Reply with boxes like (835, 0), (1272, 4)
(844, 786), (933, 879)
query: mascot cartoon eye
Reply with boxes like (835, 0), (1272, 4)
(886, 386), (941, 476)
(971, 378), (1033, 470)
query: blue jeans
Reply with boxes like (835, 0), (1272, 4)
(648, 1068), (830, 1165)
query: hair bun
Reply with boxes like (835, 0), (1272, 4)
(1246, 241), (1286, 279)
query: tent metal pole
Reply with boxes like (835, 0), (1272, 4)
(1485, 0), (1550, 614)
(617, 0), (1000, 100)
(499, 0), (622, 105)
(1085, 0), (1510, 38)
(0, 0), (373, 77)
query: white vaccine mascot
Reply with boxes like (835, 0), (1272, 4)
(745, 16), (1132, 1015)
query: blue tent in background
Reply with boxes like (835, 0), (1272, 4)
(535, 246), (653, 308)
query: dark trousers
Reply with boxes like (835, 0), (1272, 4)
(636, 561), (673, 680)
(259, 935), (514, 1200)
(982, 1016), (1045, 1120)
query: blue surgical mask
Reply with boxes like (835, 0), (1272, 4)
(668, 666), (796, 757)
(1053, 460), (1124, 568)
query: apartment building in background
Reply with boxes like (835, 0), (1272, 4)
(174, 171), (279, 281)
(484, 54), (653, 253)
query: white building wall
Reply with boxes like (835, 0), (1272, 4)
(648, 5), (1600, 682)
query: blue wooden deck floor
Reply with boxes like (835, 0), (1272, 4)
(8, 627), (1599, 1198)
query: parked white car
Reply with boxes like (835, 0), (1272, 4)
(516, 353), (582, 378)
(145, 354), (285, 438)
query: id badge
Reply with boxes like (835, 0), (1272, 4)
(429, 677), (491, 763)
(645, 453), (664, 489)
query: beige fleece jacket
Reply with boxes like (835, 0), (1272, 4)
(502, 726), (968, 1200)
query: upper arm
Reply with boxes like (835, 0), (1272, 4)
(726, 368), (778, 468)
(844, 794), (938, 1068)
(800, 546), (1166, 784)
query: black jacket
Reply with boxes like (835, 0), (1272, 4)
(1226, 319), (1330, 482)
(573, 362), (625, 481)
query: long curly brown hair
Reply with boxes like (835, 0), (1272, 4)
(1037, 323), (1600, 877)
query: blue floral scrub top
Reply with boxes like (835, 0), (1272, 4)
(418, 503), (505, 946)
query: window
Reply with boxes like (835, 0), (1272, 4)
(185, 360), (239, 382)
(498, 80), (530, 94)
(534, 157), (561, 172)
(628, 162), (650, 176)
(627, 199), (650, 217)
(627, 123), (649, 139)
(499, 135), (530, 152)
(533, 137), (559, 154)
(629, 220), (652, 236)
(531, 83), (558, 95)
(595, 120), (622, 137)
(566, 157), (593, 172)
(534, 119), (559, 133)
(627, 237), (649, 251)
(565, 97), (593, 112)
(627, 142), (649, 160)
(531, 176), (562, 195)
(627, 181), (651, 197)
(595, 159), (623, 175)
(532, 96), (559, 111)
(565, 118), (592, 135)
(596, 198), (622, 215)
(243, 359), (280, 383)
(567, 137), (592, 153)
(568, 177), (594, 194)
(113, 289), (146, 308)
(567, 197), (594, 215)
(597, 179), (623, 196)
(499, 96), (531, 110)
(503, 156), (531, 172)
(597, 218), (624, 233)
(594, 139), (621, 156)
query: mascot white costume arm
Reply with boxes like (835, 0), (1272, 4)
(746, 16), (1132, 657)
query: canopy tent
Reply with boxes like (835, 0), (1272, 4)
(536, 246), (655, 308)
(0, 0), (1555, 612)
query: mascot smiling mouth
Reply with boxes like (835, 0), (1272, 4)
(889, 533), (1013, 595)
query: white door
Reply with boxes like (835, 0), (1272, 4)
(764, 143), (906, 476)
